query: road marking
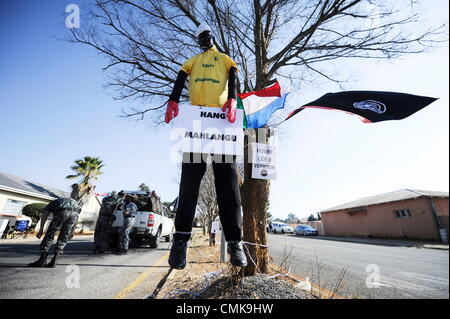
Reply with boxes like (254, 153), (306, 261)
(367, 282), (392, 288)
(114, 251), (170, 299)
(380, 275), (434, 291)
(400, 272), (449, 285)
(290, 244), (314, 250)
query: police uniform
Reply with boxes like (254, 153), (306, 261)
(118, 201), (138, 253)
(39, 198), (80, 255)
(94, 195), (121, 253)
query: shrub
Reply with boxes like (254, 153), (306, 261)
(22, 203), (47, 224)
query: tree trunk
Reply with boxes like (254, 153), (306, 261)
(242, 12), (271, 275)
(201, 220), (206, 236)
(241, 128), (270, 276)
(207, 218), (213, 236)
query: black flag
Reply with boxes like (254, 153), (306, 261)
(285, 91), (438, 123)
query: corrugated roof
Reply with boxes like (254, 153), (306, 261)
(320, 189), (449, 214)
(0, 171), (70, 200)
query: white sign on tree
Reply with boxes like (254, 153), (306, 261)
(211, 221), (220, 234)
(251, 142), (277, 180)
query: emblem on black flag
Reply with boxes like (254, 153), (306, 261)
(285, 91), (438, 123)
(353, 100), (386, 114)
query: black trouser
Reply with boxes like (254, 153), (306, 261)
(174, 153), (242, 242)
(40, 210), (79, 255)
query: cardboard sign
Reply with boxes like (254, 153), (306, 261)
(252, 143), (277, 180)
(211, 221), (220, 234)
(171, 104), (244, 156)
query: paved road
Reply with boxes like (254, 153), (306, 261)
(268, 234), (449, 299)
(0, 235), (172, 299)
(2, 234), (448, 299)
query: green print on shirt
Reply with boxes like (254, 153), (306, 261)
(194, 78), (220, 84)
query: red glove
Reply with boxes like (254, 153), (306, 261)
(222, 98), (237, 123)
(165, 100), (179, 123)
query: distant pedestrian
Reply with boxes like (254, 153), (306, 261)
(28, 197), (80, 268)
(116, 194), (138, 255)
(93, 191), (123, 254)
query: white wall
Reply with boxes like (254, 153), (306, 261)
(76, 195), (101, 232)
(0, 189), (50, 217)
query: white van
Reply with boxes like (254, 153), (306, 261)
(271, 222), (294, 234)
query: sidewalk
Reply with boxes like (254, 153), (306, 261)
(0, 236), (38, 244)
(0, 232), (94, 244)
(314, 236), (449, 250)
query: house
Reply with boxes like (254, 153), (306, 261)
(0, 171), (101, 232)
(319, 189), (449, 243)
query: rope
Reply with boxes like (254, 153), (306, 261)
(266, 266), (294, 280)
(243, 241), (269, 248)
(242, 241), (298, 282)
(242, 242), (263, 274)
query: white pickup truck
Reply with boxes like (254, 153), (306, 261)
(111, 191), (175, 248)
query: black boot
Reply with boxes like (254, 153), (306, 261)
(46, 254), (60, 268)
(227, 241), (248, 267)
(168, 239), (188, 270)
(27, 252), (48, 267)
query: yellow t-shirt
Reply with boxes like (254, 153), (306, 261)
(181, 46), (237, 107)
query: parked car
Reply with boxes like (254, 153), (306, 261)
(271, 222), (294, 234)
(112, 191), (174, 248)
(294, 225), (319, 236)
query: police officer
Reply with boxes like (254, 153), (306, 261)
(165, 24), (247, 269)
(93, 191), (123, 254)
(116, 194), (138, 255)
(28, 197), (81, 268)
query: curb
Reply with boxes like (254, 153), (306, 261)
(421, 245), (449, 251)
(313, 236), (446, 248)
(0, 237), (39, 244)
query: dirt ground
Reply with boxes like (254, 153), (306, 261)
(156, 232), (343, 299)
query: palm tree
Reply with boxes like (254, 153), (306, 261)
(66, 156), (104, 207)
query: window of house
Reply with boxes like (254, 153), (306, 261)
(2, 199), (28, 216)
(393, 209), (412, 219)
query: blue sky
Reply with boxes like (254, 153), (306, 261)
(0, 0), (448, 219)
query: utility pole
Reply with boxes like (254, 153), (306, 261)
(220, 222), (227, 262)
